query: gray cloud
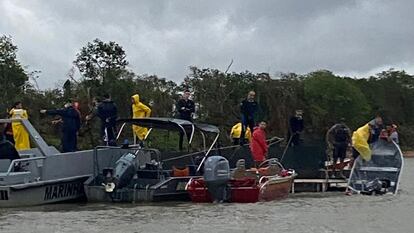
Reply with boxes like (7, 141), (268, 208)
(1, 0), (413, 88)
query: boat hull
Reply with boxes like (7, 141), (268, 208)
(0, 175), (89, 207)
(85, 176), (196, 203)
(347, 140), (403, 195)
(0, 147), (130, 207)
(258, 176), (294, 201)
(187, 175), (295, 203)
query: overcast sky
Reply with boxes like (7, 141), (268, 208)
(1, 0), (414, 88)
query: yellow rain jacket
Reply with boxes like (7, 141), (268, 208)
(230, 123), (252, 141)
(352, 123), (371, 161)
(131, 94), (151, 140)
(9, 108), (30, 150)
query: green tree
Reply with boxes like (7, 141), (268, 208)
(0, 35), (29, 114)
(186, 67), (256, 126)
(303, 70), (371, 131)
(73, 38), (128, 85)
(258, 73), (305, 137)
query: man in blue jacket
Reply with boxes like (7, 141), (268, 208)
(288, 110), (304, 146)
(87, 94), (118, 146)
(41, 101), (81, 152)
(240, 91), (258, 145)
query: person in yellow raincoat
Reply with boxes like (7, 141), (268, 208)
(9, 102), (30, 150)
(352, 116), (383, 161)
(131, 94), (151, 143)
(230, 122), (251, 145)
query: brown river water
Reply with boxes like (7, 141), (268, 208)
(0, 159), (413, 233)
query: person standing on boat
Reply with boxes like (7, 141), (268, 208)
(367, 115), (384, 144)
(40, 100), (81, 152)
(9, 102), (30, 150)
(326, 118), (351, 178)
(0, 124), (21, 167)
(382, 124), (399, 144)
(87, 94), (118, 146)
(250, 121), (268, 167)
(388, 124), (399, 144)
(131, 94), (151, 145)
(352, 116), (383, 161)
(288, 109), (304, 146)
(176, 90), (195, 150)
(3, 122), (14, 144)
(230, 122), (251, 145)
(240, 91), (258, 145)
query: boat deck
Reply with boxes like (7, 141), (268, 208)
(291, 178), (347, 193)
(291, 167), (350, 193)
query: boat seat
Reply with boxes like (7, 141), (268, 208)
(135, 150), (152, 169)
(359, 167), (399, 172)
(373, 152), (395, 156)
(232, 159), (248, 179)
(0, 160), (11, 172)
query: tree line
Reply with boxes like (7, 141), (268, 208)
(2, 35), (414, 150)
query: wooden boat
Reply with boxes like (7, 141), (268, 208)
(186, 159), (296, 203)
(347, 139), (403, 195)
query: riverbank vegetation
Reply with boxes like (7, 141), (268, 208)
(2, 35), (414, 150)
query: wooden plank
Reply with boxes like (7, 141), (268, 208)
(291, 178), (348, 193)
(319, 168), (352, 172)
(294, 179), (326, 183)
(294, 179), (347, 183)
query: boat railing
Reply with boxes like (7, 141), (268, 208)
(92, 146), (162, 177)
(4, 156), (46, 178)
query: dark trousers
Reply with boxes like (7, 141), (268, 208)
(289, 132), (301, 146)
(62, 130), (77, 152)
(5, 134), (14, 144)
(240, 115), (254, 145)
(232, 138), (240, 145)
(352, 147), (360, 159)
(333, 144), (347, 162)
(101, 122), (116, 146)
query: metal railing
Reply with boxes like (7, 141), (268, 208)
(5, 156), (46, 176)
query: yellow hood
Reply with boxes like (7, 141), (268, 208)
(132, 94), (140, 105)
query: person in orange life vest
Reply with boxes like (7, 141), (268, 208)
(250, 121), (269, 167)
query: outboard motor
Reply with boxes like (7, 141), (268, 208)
(203, 156), (230, 202)
(104, 153), (137, 192)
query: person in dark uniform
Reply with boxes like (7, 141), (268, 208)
(0, 124), (20, 162)
(176, 90), (195, 150)
(3, 122), (14, 144)
(40, 101), (81, 152)
(289, 110), (304, 146)
(88, 94), (118, 146)
(240, 91), (258, 145)
(326, 118), (351, 178)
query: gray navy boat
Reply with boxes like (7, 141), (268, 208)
(0, 119), (130, 207)
(85, 117), (220, 203)
(84, 117), (220, 203)
(347, 139), (403, 195)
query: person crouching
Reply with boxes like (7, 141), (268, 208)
(250, 121), (269, 168)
